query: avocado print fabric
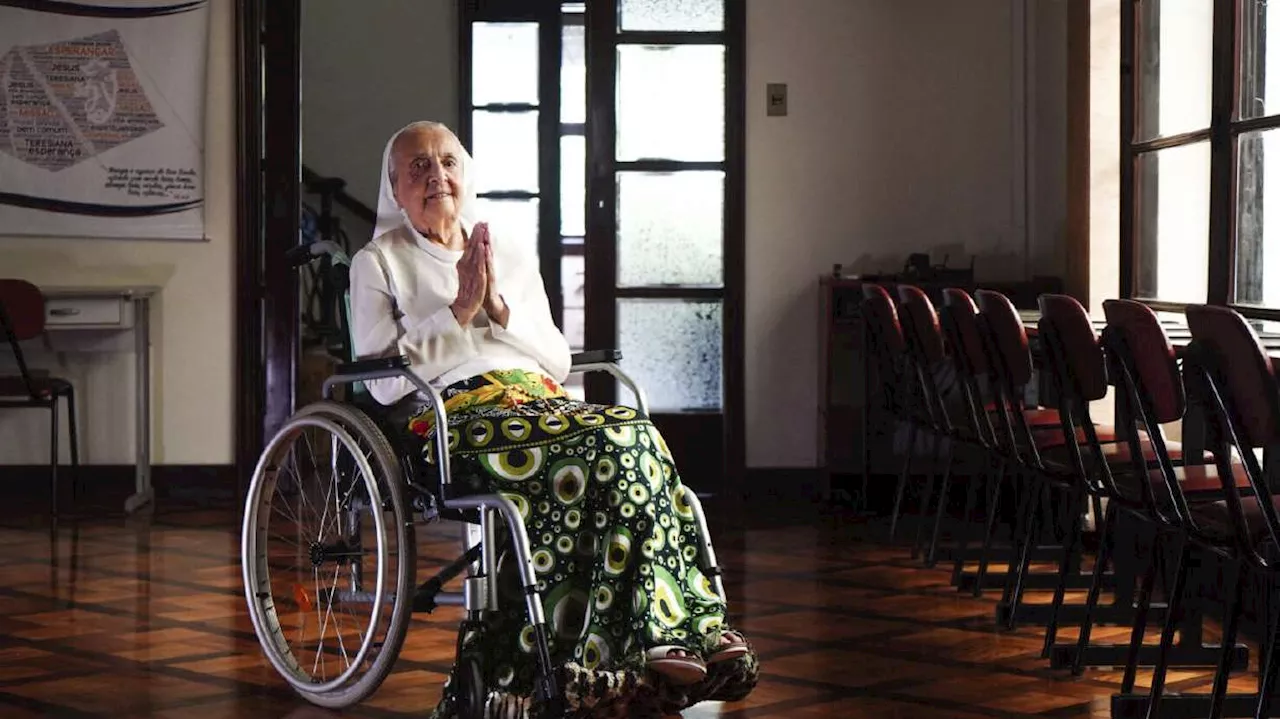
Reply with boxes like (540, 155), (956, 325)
(409, 370), (757, 717)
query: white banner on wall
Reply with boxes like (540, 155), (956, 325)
(0, 0), (209, 241)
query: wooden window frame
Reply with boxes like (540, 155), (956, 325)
(1122, 0), (1280, 319)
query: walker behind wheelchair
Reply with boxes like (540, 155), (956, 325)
(240, 241), (727, 717)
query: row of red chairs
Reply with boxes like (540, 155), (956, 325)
(861, 285), (1280, 719)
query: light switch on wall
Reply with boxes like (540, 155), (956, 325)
(767, 83), (787, 116)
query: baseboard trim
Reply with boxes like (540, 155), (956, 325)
(0, 464), (238, 502)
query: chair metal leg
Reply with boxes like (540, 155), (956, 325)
(66, 389), (80, 503)
(911, 435), (944, 559)
(1000, 474), (1043, 629)
(1120, 526), (1160, 693)
(1072, 500), (1116, 675)
(971, 463), (1007, 597)
(949, 454), (992, 585)
(1143, 538), (1191, 719)
(49, 400), (59, 517)
(1255, 587), (1280, 719)
(1208, 563), (1244, 719)
(925, 440), (955, 567)
(1041, 485), (1087, 658)
(888, 423), (917, 541)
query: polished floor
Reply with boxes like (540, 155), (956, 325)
(0, 486), (1256, 718)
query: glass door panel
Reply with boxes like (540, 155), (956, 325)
(561, 135), (587, 235)
(588, 0), (733, 487)
(561, 22), (586, 123)
(619, 0), (724, 31)
(617, 170), (724, 287)
(617, 299), (723, 411)
(472, 198), (540, 258)
(471, 111), (541, 193)
(616, 44), (725, 162)
(472, 22), (540, 104)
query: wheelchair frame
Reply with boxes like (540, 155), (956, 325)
(241, 240), (726, 717)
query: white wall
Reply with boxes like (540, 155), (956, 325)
(0, 0), (236, 465)
(301, 0), (458, 210)
(0, 0), (1066, 471)
(1032, 0), (1070, 278)
(744, 0), (1068, 467)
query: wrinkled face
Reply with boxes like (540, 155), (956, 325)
(390, 125), (465, 236)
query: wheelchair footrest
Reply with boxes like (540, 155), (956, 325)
(413, 543), (483, 613)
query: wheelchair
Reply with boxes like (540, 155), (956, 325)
(240, 241), (728, 717)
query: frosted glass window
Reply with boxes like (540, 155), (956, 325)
(472, 111), (539, 193)
(561, 24), (586, 123)
(617, 300), (722, 412)
(617, 45), (724, 162)
(619, 0), (723, 32)
(561, 135), (586, 236)
(618, 171), (723, 287)
(473, 198), (539, 259)
(562, 255), (585, 351)
(472, 23), (539, 106)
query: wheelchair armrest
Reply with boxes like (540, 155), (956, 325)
(571, 349), (622, 368)
(568, 349), (649, 415)
(336, 355), (410, 375)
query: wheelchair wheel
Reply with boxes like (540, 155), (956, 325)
(242, 400), (416, 708)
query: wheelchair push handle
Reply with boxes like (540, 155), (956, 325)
(288, 240), (350, 268)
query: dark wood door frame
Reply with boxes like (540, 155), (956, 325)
(234, 0), (301, 487)
(583, 1), (746, 493)
(234, 0), (743, 495)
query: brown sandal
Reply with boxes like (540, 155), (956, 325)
(646, 645), (707, 685)
(706, 630), (749, 665)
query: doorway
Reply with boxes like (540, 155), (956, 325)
(460, 0), (745, 491)
(238, 0), (744, 494)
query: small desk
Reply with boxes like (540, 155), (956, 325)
(39, 285), (158, 513)
(6, 252), (170, 515)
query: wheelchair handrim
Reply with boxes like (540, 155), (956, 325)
(241, 414), (388, 695)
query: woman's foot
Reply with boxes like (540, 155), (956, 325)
(646, 645), (707, 685)
(706, 630), (749, 665)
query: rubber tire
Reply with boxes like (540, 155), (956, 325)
(455, 655), (486, 719)
(252, 400), (417, 709)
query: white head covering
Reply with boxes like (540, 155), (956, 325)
(374, 120), (479, 242)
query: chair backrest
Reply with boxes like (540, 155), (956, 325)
(974, 289), (1033, 388)
(1185, 304), (1280, 449)
(941, 288), (988, 378)
(0, 279), (45, 401)
(0, 279), (45, 341)
(1184, 304), (1280, 562)
(1033, 293), (1127, 492)
(1099, 298), (1194, 524)
(1037, 294), (1108, 403)
(861, 284), (906, 357)
(1102, 299), (1185, 424)
(896, 285), (945, 365)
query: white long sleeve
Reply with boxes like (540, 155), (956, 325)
(349, 224), (570, 406)
(487, 243), (572, 382)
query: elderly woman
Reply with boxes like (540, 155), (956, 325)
(350, 120), (756, 717)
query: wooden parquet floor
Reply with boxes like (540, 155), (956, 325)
(0, 492), (1256, 718)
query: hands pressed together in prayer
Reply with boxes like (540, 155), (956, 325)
(450, 222), (509, 328)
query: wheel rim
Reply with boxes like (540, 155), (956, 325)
(242, 414), (388, 694)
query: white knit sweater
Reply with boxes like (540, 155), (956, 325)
(349, 222), (571, 405)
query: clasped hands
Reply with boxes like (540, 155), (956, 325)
(451, 222), (509, 327)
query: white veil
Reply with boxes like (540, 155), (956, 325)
(373, 120), (479, 241)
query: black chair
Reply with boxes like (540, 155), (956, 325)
(0, 279), (80, 515)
